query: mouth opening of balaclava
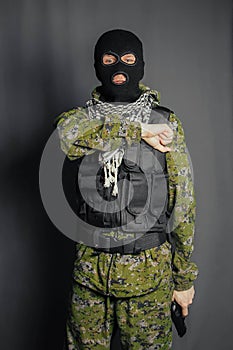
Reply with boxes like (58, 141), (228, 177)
(94, 29), (145, 103)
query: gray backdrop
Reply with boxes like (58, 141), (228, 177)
(0, 0), (232, 349)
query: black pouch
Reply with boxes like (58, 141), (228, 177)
(171, 301), (187, 337)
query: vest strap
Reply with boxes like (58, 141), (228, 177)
(93, 231), (167, 255)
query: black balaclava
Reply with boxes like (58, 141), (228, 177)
(94, 29), (145, 102)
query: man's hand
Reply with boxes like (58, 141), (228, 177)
(172, 286), (195, 317)
(142, 135), (172, 152)
(140, 123), (173, 152)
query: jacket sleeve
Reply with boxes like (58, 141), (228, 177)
(54, 107), (141, 160)
(166, 113), (198, 291)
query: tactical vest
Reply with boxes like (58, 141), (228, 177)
(62, 105), (172, 252)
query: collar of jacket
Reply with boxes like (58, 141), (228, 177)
(91, 83), (161, 108)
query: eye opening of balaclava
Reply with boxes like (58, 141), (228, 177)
(101, 51), (137, 67)
(94, 29), (145, 102)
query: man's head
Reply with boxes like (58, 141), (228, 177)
(94, 29), (145, 102)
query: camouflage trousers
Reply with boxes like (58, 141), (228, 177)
(64, 278), (173, 350)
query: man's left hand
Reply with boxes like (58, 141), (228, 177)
(140, 122), (173, 152)
(172, 286), (195, 317)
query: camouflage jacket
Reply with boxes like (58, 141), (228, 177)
(55, 84), (198, 296)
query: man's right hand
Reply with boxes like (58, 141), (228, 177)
(172, 286), (195, 317)
(140, 123), (174, 152)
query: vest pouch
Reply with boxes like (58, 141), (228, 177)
(131, 172), (169, 234)
(138, 143), (159, 174)
(127, 172), (151, 215)
(78, 174), (106, 227)
(149, 173), (169, 218)
(78, 175), (103, 206)
(139, 143), (167, 175)
(79, 173), (125, 229)
(123, 144), (140, 171)
(120, 173), (152, 232)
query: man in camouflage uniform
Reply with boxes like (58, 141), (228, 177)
(55, 29), (198, 349)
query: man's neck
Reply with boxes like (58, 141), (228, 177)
(97, 85), (142, 103)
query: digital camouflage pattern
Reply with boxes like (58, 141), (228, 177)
(165, 112), (198, 291)
(72, 240), (173, 299)
(65, 274), (173, 350)
(55, 103), (141, 159)
(56, 84), (198, 349)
